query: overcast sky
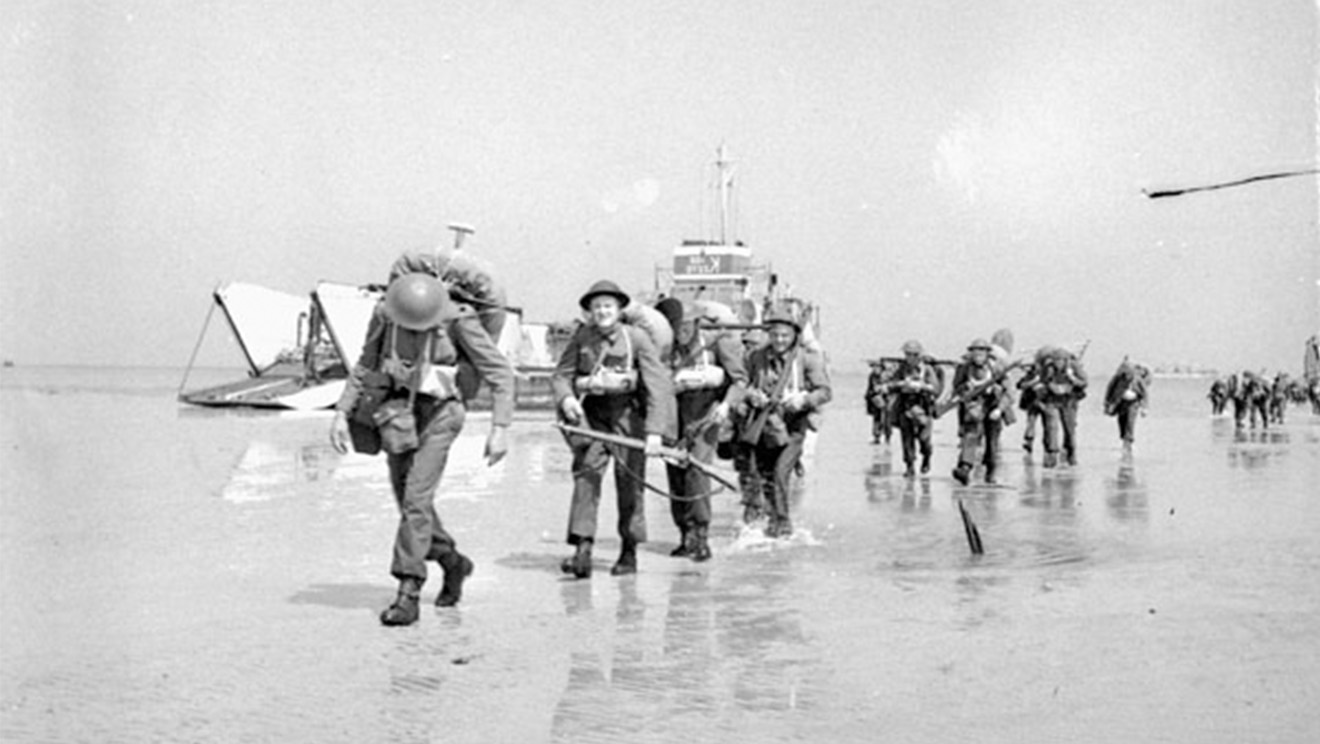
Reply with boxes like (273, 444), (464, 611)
(2, 0), (1316, 374)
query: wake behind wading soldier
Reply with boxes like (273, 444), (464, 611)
(737, 308), (830, 538)
(656, 298), (747, 562)
(330, 273), (514, 627)
(553, 280), (675, 579)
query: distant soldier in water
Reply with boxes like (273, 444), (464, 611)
(1104, 359), (1150, 452)
(865, 359), (899, 445)
(737, 307), (831, 538)
(1228, 372), (1249, 427)
(1017, 361), (1043, 456)
(1242, 371), (1270, 429)
(883, 340), (940, 477)
(1032, 346), (1088, 468)
(950, 338), (1011, 485)
(1207, 377), (1229, 416)
(1268, 373), (1289, 425)
(553, 280), (675, 580)
(657, 299), (747, 562)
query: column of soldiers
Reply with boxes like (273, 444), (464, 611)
(1211, 371), (1310, 426)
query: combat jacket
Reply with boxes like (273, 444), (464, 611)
(551, 322), (675, 437)
(1036, 354), (1088, 404)
(951, 360), (1009, 423)
(742, 343), (831, 433)
(335, 303), (516, 427)
(890, 359), (941, 414)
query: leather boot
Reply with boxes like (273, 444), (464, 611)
(952, 462), (972, 486)
(435, 552), (474, 607)
(920, 452), (931, 474)
(1043, 452), (1058, 468)
(560, 539), (593, 579)
(610, 541), (637, 576)
(689, 525), (712, 562)
(669, 529), (691, 557)
(380, 578), (422, 627)
(984, 465), (997, 485)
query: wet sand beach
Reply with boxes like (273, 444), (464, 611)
(2, 366), (1318, 742)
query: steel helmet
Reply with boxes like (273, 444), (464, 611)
(579, 280), (630, 310)
(763, 307), (801, 333)
(967, 337), (992, 351)
(901, 339), (924, 355)
(383, 273), (451, 330)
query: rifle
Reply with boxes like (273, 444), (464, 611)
(739, 348), (800, 446)
(933, 359), (1026, 419)
(553, 423), (739, 491)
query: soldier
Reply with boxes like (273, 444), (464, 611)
(865, 360), (898, 445)
(1208, 377), (1229, 416)
(1033, 346), (1088, 467)
(1017, 361), (1043, 455)
(950, 338), (1011, 485)
(1104, 359), (1149, 452)
(733, 327), (770, 523)
(330, 272), (514, 627)
(553, 280), (675, 579)
(884, 341), (941, 477)
(1245, 371), (1271, 428)
(660, 301), (747, 561)
(1269, 373), (1289, 425)
(737, 308), (831, 538)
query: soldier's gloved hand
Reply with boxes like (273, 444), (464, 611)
(330, 410), (351, 454)
(560, 397), (584, 424)
(782, 391), (807, 412)
(644, 434), (663, 457)
(989, 407), (1002, 421)
(484, 425), (509, 466)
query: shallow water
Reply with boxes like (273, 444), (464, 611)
(2, 366), (1318, 742)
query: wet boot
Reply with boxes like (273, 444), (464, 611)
(1042, 452), (1058, 468)
(610, 541), (638, 576)
(984, 464), (997, 485)
(903, 460), (915, 478)
(920, 452), (931, 474)
(952, 462), (972, 486)
(689, 525), (712, 562)
(560, 539), (593, 579)
(670, 529), (692, 558)
(435, 552), (474, 607)
(380, 578), (422, 627)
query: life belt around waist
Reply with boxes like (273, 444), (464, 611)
(673, 365), (726, 393)
(575, 370), (638, 396)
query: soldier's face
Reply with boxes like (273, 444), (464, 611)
(969, 348), (988, 364)
(676, 319), (697, 345)
(768, 323), (797, 353)
(588, 296), (622, 329)
(904, 351), (920, 364)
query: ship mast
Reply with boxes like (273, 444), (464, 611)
(716, 143), (735, 245)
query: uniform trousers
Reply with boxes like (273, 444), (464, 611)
(386, 398), (465, 583)
(753, 430), (807, 524)
(1041, 399), (1080, 463)
(566, 402), (648, 546)
(665, 413), (718, 530)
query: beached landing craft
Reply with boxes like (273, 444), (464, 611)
(177, 279), (570, 412)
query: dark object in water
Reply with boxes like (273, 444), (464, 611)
(1144, 167), (1320, 198)
(958, 499), (985, 555)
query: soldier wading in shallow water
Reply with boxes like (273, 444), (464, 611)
(331, 272), (514, 627)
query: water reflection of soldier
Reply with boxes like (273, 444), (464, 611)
(330, 273), (514, 627)
(1017, 362), (1043, 455)
(1104, 359), (1149, 452)
(658, 299), (747, 562)
(553, 281), (676, 579)
(882, 340), (940, 477)
(951, 338), (1010, 485)
(864, 360), (898, 445)
(737, 308), (831, 538)
(1208, 377), (1229, 416)
(1033, 346), (1088, 468)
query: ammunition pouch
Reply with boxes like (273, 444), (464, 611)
(347, 371), (392, 455)
(373, 398), (419, 455)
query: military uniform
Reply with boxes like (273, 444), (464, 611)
(1034, 349), (1087, 467)
(1104, 361), (1149, 449)
(738, 314), (831, 537)
(552, 281), (675, 578)
(663, 309), (747, 560)
(951, 340), (1010, 484)
(886, 345), (940, 477)
(336, 275), (514, 625)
